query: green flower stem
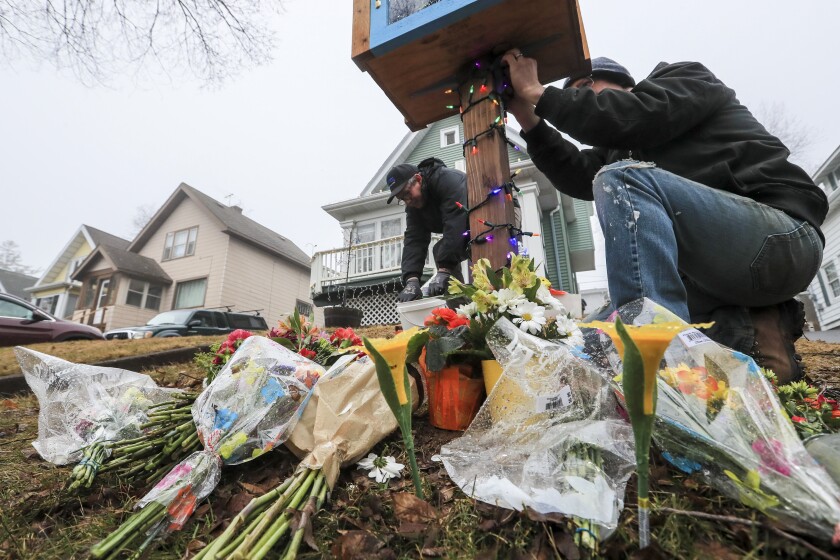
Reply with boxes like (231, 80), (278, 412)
(229, 469), (313, 558)
(245, 470), (319, 560)
(90, 501), (165, 559)
(192, 475), (297, 560)
(281, 472), (328, 560)
(401, 423), (423, 499)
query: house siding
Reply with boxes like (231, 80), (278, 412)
(221, 236), (318, 326)
(810, 191), (840, 329)
(136, 197), (230, 310)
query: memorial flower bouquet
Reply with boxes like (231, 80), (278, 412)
(407, 255), (582, 373)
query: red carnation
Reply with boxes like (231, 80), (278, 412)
(299, 348), (317, 360)
(791, 416), (806, 423)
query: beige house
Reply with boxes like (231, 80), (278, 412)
(26, 225), (129, 318)
(71, 183), (315, 332)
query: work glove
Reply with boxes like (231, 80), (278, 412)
(397, 278), (423, 302)
(426, 270), (452, 297)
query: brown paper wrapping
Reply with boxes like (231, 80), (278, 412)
(285, 357), (418, 489)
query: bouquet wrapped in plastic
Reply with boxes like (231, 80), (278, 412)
(587, 298), (840, 544)
(194, 352), (417, 559)
(15, 347), (181, 465)
(436, 318), (636, 545)
(91, 336), (325, 559)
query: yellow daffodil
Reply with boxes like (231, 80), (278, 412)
(363, 328), (419, 406)
(582, 320), (711, 414)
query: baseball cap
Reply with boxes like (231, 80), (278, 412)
(386, 163), (419, 204)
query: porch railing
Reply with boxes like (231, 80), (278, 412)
(310, 234), (440, 296)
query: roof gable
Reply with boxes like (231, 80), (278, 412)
(32, 224), (129, 287)
(0, 268), (39, 299)
(130, 183), (311, 269)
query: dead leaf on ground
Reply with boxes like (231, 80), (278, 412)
(21, 447), (38, 460)
(693, 540), (744, 560)
(224, 492), (254, 516)
(2, 399), (18, 410)
(392, 493), (438, 525)
(331, 530), (383, 560)
(524, 506), (567, 524)
(186, 539), (206, 552)
(420, 546), (446, 557)
(397, 521), (428, 537)
(554, 531), (581, 560)
(237, 481), (269, 495)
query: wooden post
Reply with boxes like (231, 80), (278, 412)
(459, 62), (516, 271)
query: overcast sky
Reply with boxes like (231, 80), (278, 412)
(1, 0), (838, 274)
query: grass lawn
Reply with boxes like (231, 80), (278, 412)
(0, 334), (836, 559)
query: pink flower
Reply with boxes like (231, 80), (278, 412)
(751, 439), (791, 477)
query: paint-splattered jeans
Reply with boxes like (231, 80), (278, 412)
(590, 160), (822, 349)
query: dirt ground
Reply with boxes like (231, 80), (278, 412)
(796, 339), (840, 392)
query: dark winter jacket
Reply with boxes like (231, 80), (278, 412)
(401, 158), (468, 282)
(522, 61), (828, 241)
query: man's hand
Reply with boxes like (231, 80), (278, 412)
(426, 270), (452, 297)
(397, 277), (423, 302)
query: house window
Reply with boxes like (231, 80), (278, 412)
(35, 295), (58, 315)
(174, 278), (207, 309)
(63, 294), (78, 318)
(825, 262), (840, 298)
(295, 299), (313, 317)
(380, 217), (403, 269)
(352, 223), (376, 274)
(96, 279), (111, 309)
(163, 226), (198, 261)
(146, 285), (162, 310)
(67, 257), (86, 281)
(126, 279), (163, 311)
(440, 125), (459, 148)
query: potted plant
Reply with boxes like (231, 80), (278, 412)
(406, 255), (584, 429)
(324, 222), (364, 328)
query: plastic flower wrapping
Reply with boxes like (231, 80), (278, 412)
(436, 317), (636, 537)
(587, 298), (840, 543)
(15, 347), (181, 465)
(134, 335), (325, 532)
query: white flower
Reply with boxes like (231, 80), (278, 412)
(456, 301), (478, 318)
(536, 284), (565, 311)
(553, 314), (579, 337)
(510, 301), (547, 335)
(495, 288), (527, 313)
(356, 453), (404, 483)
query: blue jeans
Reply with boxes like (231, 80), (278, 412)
(590, 160), (822, 348)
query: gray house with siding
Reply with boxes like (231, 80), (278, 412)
(311, 115), (596, 326)
(807, 145), (840, 330)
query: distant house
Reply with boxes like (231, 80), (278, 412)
(311, 115), (596, 326)
(0, 268), (38, 301)
(25, 225), (129, 319)
(71, 183), (314, 332)
(807, 145), (840, 330)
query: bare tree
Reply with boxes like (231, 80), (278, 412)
(0, 0), (281, 84)
(0, 240), (40, 275)
(756, 101), (820, 173)
(130, 203), (158, 237)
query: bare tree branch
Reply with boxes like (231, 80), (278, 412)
(0, 0), (280, 84)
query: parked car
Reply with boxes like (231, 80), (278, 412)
(103, 309), (268, 340)
(0, 292), (105, 346)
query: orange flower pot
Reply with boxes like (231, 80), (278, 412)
(419, 349), (485, 431)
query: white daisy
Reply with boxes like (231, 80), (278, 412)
(510, 301), (547, 335)
(356, 453), (404, 483)
(495, 287), (527, 313)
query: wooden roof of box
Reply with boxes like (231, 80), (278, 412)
(352, 0), (590, 131)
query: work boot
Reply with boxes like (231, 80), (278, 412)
(749, 299), (805, 384)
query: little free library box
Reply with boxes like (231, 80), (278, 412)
(352, 0), (590, 130)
